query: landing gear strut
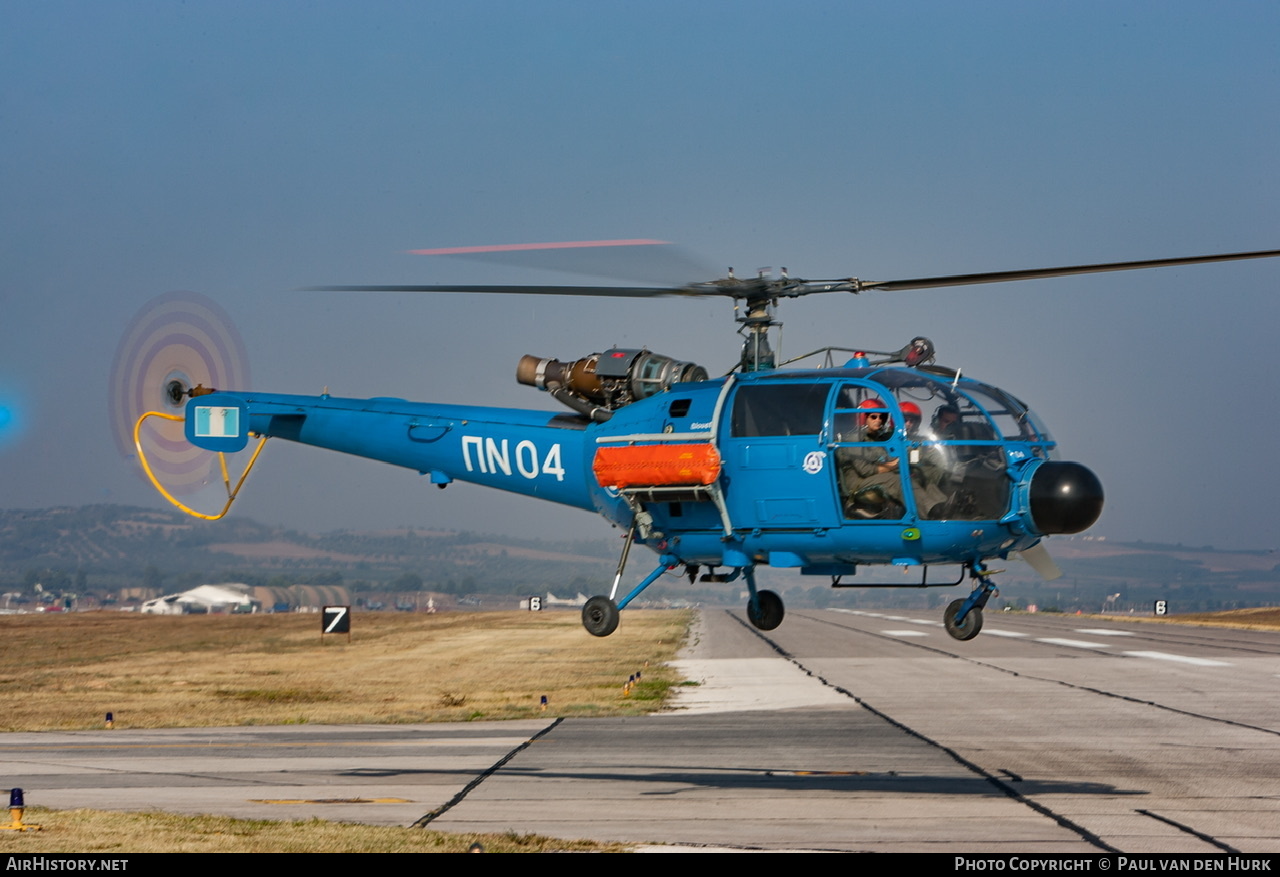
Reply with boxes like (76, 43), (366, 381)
(580, 522), (677, 637)
(743, 566), (785, 631)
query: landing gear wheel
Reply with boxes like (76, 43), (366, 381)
(747, 590), (785, 631)
(944, 598), (983, 641)
(582, 596), (620, 638)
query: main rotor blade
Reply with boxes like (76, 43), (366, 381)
(409, 239), (670, 255)
(856, 248), (1280, 292)
(406, 239), (721, 287)
(312, 247), (1280, 300)
(310, 284), (705, 297)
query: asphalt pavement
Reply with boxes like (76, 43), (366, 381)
(3, 608), (1277, 852)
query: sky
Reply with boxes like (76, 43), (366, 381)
(2, 0), (1278, 551)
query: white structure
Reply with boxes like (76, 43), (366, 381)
(140, 583), (260, 615)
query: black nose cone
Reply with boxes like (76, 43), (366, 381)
(1030, 462), (1104, 535)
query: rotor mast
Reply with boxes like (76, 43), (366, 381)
(728, 267), (791, 372)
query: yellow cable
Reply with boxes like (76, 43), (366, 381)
(133, 411), (268, 520)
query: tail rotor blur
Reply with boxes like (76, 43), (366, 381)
(108, 292), (250, 495)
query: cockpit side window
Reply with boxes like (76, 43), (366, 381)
(832, 384), (892, 442)
(832, 383), (907, 520)
(730, 384), (829, 437)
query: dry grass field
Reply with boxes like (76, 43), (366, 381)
(0, 608), (690, 731)
(1155, 606), (1280, 630)
(1061, 606), (1280, 632)
(0, 608), (689, 852)
(0, 808), (632, 853)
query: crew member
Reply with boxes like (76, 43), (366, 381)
(837, 399), (904, 518)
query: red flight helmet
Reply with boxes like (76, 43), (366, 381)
(858, 398), (892, 429)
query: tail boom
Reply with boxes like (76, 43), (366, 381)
(185, 391), (599, 511)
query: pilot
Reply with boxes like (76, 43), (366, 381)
(926, 401), (1004, 519)
(932, 403), (961, 438)
(837, 399), (905, 519)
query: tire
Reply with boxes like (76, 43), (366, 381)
(944, 598), (983, 641)
(582, 595), (620, 637)
(747, 590), (785, 631)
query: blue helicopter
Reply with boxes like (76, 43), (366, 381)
(135, 246), (1280, 641)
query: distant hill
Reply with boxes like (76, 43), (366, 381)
(0, 505), (617, 600)
(948, 536), (1280, 614)
(1, 506), (1277, 613)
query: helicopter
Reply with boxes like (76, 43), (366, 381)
(125, 244), (1280, 641)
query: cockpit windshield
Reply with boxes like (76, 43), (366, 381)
(831, 371), (1051, 521)
(864, 370), (1048, 443)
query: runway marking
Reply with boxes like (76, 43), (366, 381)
(1075, 628), (1135, 636)
(1122, 651), (1233, 667)
(982, 629), (1028, 638)
(882, 629), (929, 637)
(835, 610), (940, 626)
(1036, 638), (1111, 650)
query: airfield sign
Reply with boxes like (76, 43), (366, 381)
(322, 605), (351, 643)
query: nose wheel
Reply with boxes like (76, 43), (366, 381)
(944, 599), (983, 640)
(943, 563), (1000, 641)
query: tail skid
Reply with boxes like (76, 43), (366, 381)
(133, 409), (269, 520)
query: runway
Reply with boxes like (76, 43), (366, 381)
(2, 608), (1278, 852)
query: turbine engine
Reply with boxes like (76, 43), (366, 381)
(518, 348), (708, 421)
